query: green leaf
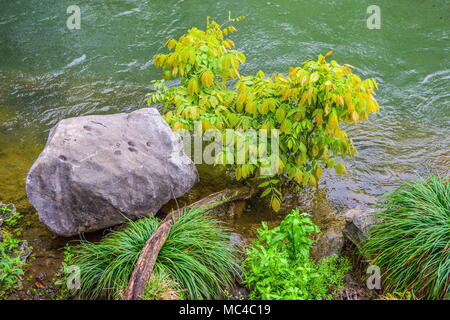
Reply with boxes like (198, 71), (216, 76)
(275, 108), (285, 123)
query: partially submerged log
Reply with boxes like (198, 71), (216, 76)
(124, 187), (254, 300)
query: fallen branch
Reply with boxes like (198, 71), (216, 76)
(124, 187), (254, 300)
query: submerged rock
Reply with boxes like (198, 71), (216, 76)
(311, 229), (345, 260)
(309, 200), (346, 260)
(26, 108), (198, 236)
(229, 232), (246, 263)
(16, 240), (32, 262)
(343, 206), (378, 249)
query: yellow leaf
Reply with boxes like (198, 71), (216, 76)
(245, 100), (257, 115)
(315, 166), (323, 180)
(309, 175), (317, 187)
(201, 70), (214, 87)
(310, 72), (319, 83)
(348, 102), (355, 113)
(326, 159), (335, 169)
(187, 78), (199, 95)
(275, 108), (285, 123)
(223, 55), (232, 69)
(312, 145), (319, 157)
(351, 111), (359, 124)
(271, 197), (281, 212)
(210, 96), (218, 107)
(259, 101), (269, 114)
(336, 162), (346, 176)
(295, 170), (303, 184)
(302, 173), (309, 186)
(202, 119), (213, 131)
(235, 167), (242, 180)
(328, 111), (338, 130)
(344, 92), (352, 106)
(162, 70), (171, 80)
(167, 39), (176, 50)
(268, 99), (276, 112)
(315, 113), (323, 125)
(301, 76), (308, 86)
(181, 49), (190, 62)
(256, 70), (265, 79)
(173, 121), (183, 131)
(324, 103), (330, 115)
(308, 87), (314, 104)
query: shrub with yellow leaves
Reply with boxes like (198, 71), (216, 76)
(148, 15), (380, 212)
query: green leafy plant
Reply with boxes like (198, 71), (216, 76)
(62, 243), (74, 264)
(362, 175), (450, 300)
(379, 290), (416, 300)
(3, 211), (22, 228)
(242, 209), (350, 299)
(0, 204), (25, 297)
(51, 243), (77, 299)
(0, 205), (12, 215)
(67, 208), (240, 300)
(0, 233), (25, 297)
(149, 16), (380, 211)
(60, 243), (75, 283)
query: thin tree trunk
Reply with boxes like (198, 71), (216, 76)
(124, 187), (254, 300)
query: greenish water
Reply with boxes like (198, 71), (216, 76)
(0, 0), (449, 297)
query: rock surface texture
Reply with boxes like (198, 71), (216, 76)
(310, 210), (346, 261)
(343, 206), (378, 248)
(26, 108), (198, 236)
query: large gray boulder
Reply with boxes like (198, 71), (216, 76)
(26, 108), (198, 236)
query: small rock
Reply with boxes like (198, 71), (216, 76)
(343, 206), (378, 248)
(226, 200), (246, 219)
(229, 232), (246, 263)
(229, 232), (245, 249)
(38, 272), (46, 282)
(17, 240), (33, 262)
(227, 285), (249, 300)
(310, 209), (346, 260)
(311, 230), (344, 260)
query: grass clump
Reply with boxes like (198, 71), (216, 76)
(67, 208), (240, 300)
(362, 175), (449, 300)
(243, 209), (351, 300)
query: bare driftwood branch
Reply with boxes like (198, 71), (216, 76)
(124, 187), (254, 300)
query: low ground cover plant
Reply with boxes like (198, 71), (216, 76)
(363, 175), (449, 300)
(66, 208), (240, 300)
(0, 204), (25, 297)
(242, 209), (350, 299)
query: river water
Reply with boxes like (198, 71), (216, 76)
(0, 0), (449, 291)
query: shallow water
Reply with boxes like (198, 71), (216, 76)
(0, 0), (449, 296)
